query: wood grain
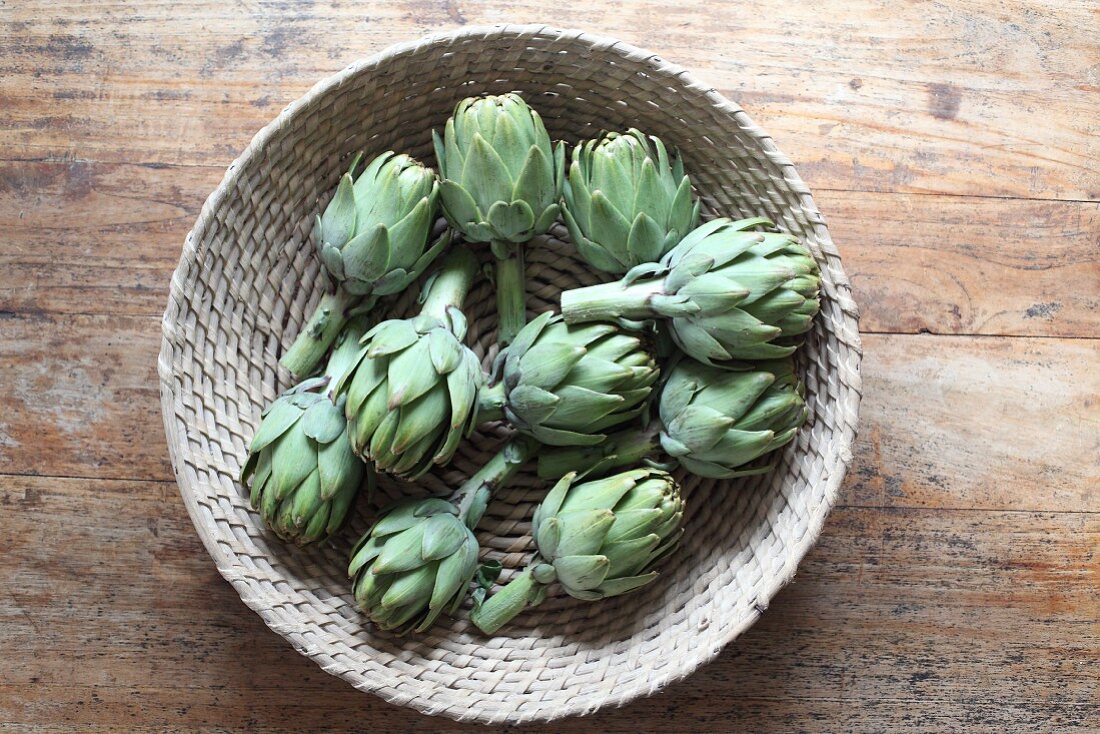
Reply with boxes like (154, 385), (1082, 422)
(0, 311), (170, 481)
(1, 310), (1096, 514)
(818, 191), (1100, 338)
(2, 160), (1097, 337)
(847, 333), (1100, 512)
(0, 160), (210, 317)
(2, 474), (1097, 733)
(2, 0), (1098, 730)
(1, 0), (1097, 200)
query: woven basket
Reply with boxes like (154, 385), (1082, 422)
(159, 25), (861, 724)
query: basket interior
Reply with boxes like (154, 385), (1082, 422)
(160, 26), (860, 724)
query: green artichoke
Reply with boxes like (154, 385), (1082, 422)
(281, 151), (450, 377)
(559, 217), (821, 367)
(538, 358), (809, 480)
(477, 311), (659, 446)
(535, 424), (661, 481)
(470, 467), (684, 634)
(242, 321), (372, 545)
(432, 93), (565, 344)
(349, 496), (480, 634)
(562, 129), (699, 274)
(660, 357), (809, 478)
(338, 247), (482, 480)
(433, 93), (564, 252)
(349, 439), (532, 634)
(315, 151), (447, 296)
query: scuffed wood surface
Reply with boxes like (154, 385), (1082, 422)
(1, 475), (1097, 732)
(3, 313), (1096, 513)
(2, 160), (1097, 337)
(1, 0), (1098, 731)
(1, 1), (1097, 200)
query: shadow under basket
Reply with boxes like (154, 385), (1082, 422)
(158, 24), (862, 725)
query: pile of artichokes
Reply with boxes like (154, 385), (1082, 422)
(240, 92), (821, 636)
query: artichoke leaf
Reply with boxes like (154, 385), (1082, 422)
(420, 514), (469, 561)
(300, 398), (346, 444)
(553, 554), (611, 592)
(248, 399), (303, 453)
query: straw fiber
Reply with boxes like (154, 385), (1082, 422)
(159, 25), (862, 723)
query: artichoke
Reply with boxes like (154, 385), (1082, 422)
(433, 93), (564, 252)
(470, 467), (684, 634)
(281, 151), (450, 377)
(338, 247), (482, 480)
(538, 357), (809, 480)
(241, 320), (373, 545)
(559, 217), (821, 367)
(349, 496), (479, 634)
(659, 357), (809, 478)
(562, 129), (699, 274)
(432, 93), (565, 345)
(349, 439), (532, 634)
(536, 424), (661, 481)
(477, 311), (659, 446)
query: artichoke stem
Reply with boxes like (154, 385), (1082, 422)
(455, 437), (534, 527)
(280, 288), (363, 377)
(560, 278), (664, 324)
(537, 424), (660, 479)
(469, 567), (543, 635)
(420, 246), (479, 321)
(494, 246), (526, 346)
(475, 382), (506, 423)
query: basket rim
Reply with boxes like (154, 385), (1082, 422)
(158, 22), (862, 724)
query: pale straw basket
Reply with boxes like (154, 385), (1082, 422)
(159, 24), (862, 724)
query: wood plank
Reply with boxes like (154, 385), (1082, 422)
(816, 191), (1100, 338)
(846, 333), (1100, 512)
(1, 0), (1097, 200)
(2, 688), (1093, 734)
(0, 160), (214, 317)
(1, 474), (1097, 731)
(1, 311), (1096, 513)
(0, 311), (171, 481)
(2, 160), (1098, 338)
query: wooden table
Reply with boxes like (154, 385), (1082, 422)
(3, 2), (1097, 731)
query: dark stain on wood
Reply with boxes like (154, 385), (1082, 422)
(44, 33), (94, 61)
(445, 0), (468, 24)
(261, 26), (296, 57)
(1024, 301), (1062, 319)
(139, 89), (194, 101)
(215, 38), (246, 63)
(927, 82), (962, 120)
(65, 160), (94, 198)
(51, 89), (99, 100)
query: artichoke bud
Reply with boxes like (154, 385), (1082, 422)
(658, 357), (810, 479)
(562, 129), (700, 273)
(339, 247), (483, 479)
(315, 151), (449, 297)
(349, 497), (479, 634)
(433, 93), (565, 247)
(494, 312), (660, 447)
(350, 439), (534, 634)
(341, 314), (482, 479)
(240, 370), (371, 547)
(469, 466), (683, 635)
(531, 563), (557, 585)
(560, 217), (821, 368)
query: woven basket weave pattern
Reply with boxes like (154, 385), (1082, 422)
(159, 25), (862, 724)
